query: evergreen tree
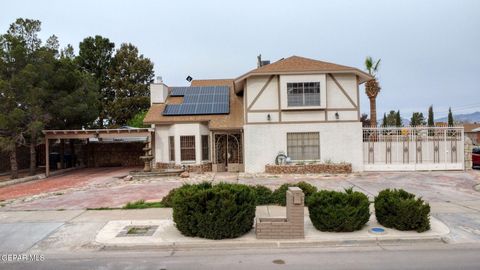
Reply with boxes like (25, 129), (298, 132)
(410, 112), (426, 126)
(428, 105), (434, 127)
(77, 35), (115, 127)
(108, 43), (154, 126)
(448, 107), (454, 126)
(382, 113), (387, 127)
(395, 110), (402, 127)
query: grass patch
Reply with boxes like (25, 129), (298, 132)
(122, 200), (164, 209)
(127, 226), (150, 235)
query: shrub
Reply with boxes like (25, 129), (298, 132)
(251, 185), (274, 205)
(161, 188), (178, 207)
(374, 189), (430, 233)
(172, 182), (256, 239)
(307, 188), (370, 232)
(272, 181), (317, 206)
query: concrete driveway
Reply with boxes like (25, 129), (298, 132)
(0, 170), (479, 247)
(0, 169), (479, 211)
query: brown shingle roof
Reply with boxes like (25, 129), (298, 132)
(463, 123), (480, 133)
(143, 79), (244, 130)
(234, 55), (373, 93)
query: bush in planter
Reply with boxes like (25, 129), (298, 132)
(251, 185), (274, 205)
(374, 189), (430, 233)
(172, 182), (256, 239)
(272, 181), (317, 206)
(307, 188), (370, 232)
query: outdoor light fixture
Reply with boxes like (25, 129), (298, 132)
(335, 112), (340, 120)
(267, 114), (271, 121)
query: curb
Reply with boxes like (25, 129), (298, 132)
(99, 235), (445, 251)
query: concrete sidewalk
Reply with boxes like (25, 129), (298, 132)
(0, 206), (450, 254)
(94, 206), (449, 250)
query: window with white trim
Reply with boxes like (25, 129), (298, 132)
(287, 132), (320, 160)
(287, 82), (320, 107)
(201, 135), (209, 161)
(168, 136), (175, 162)
(180, 136), (196, 161)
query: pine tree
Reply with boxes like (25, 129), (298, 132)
(448, 107), (454, 126)
(382, 113), (387, 127)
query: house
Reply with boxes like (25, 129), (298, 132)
(144, 56), (372, 173)
(464, 124), (480, 145)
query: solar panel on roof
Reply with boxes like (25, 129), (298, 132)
(162, 86), (230, 116)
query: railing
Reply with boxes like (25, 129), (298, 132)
(362, 126), (464, 171)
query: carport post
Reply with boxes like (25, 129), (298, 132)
(45, 136), (50, 177)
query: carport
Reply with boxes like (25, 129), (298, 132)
(42, 128), (154, 177)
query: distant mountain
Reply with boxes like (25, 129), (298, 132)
(436, 111), (480, 123)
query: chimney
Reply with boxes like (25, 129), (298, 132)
(150, 76), (169, 104)
(257, 54), (270, 68)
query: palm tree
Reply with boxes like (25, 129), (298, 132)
(365, 56), (381, 127)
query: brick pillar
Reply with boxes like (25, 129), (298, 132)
(286, 187), (305, 237)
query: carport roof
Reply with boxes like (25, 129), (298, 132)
(42, 128), (153, 139)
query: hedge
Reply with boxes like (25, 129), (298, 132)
(271, 181), (317, 206)
(172, 182), (256, 239)
(374, 189), (430, 233)
(160, 187), (178, 207)
(307, 188), (370, 232)
(251, 185), (274, 205)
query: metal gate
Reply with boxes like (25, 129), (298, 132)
(363, 126), (464, 171)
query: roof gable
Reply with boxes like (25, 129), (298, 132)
(250, 56), (356, 74)
(234, 56), (373, 93)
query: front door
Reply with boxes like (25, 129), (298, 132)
(214, 133), (243, 172)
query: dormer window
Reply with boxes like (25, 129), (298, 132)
(287, 82), (320, 107)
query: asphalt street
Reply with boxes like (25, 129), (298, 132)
(3, 244), (480, 270)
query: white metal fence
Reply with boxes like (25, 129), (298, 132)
(362, 126), (464, 171)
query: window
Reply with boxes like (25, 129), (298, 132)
(168, 136), (175, 162)
(287, 132), (320, 160)
(180, 136), (196, 161)
(287, 82), (320, 107)
(201, 135), (209, 161)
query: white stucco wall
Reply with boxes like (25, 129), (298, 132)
(243, 122), (364, 173)
(150, 83), (169, 104)
(154, 123), (210, 165)
(325, 74), (358, 109)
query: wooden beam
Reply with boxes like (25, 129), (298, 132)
(247, 75), (275, 111)
(328, 73), (357, 108)
(45, 137), (50, 177)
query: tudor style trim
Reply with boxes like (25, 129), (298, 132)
(328, 73), (357, 108)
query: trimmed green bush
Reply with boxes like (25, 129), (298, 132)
(374, 189), (430, 233)
(308, 188), (370, 232)
(251, 185), (274, 205)
(272, 181), (317, 206)
(161, 188), (178, 207)
(172, 182), (256, 239)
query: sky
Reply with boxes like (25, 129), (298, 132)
(2, 0), (480, 119)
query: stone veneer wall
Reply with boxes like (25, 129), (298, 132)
(156, 162), (212, 173)
(265, 163), (352, 174)
(85, 142), (144, 167)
